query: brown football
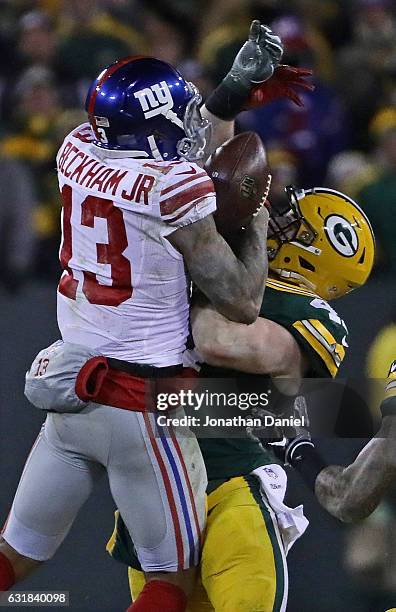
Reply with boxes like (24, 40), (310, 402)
(204, 132), (271, 236)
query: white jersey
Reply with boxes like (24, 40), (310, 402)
(56, 123), (216, 366)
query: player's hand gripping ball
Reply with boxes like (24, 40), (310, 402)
(205, 132), (272, 236)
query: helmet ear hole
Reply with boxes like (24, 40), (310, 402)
(298, 256), (315, 272)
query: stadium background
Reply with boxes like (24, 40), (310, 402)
(0, 0), (395, 610)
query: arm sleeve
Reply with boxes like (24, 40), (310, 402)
(159, 162), (216, 230)
(289, 317), (348, 378)
(262, 285), (348, 378)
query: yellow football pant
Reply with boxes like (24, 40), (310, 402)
(129, 476), (287, 611)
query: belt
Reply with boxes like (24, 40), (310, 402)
(106, 358), (183, 379)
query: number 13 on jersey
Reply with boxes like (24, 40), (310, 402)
(59, 184), (132, 307)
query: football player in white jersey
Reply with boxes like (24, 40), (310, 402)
(0, 21), (283, 612)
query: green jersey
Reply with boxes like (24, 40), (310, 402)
(199, 277), (348, 487)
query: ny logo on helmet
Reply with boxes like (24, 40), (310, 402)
(134, 81), (183, 129)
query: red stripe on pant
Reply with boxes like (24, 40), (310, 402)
(168, 428), (202, 548)
(143, 412), (184, 570)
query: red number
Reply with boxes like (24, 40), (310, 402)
(81, 195), (132, 305)
(59, 185), (78, 300)
(59, 185), (132, 306)
(35, 358), (49, 377)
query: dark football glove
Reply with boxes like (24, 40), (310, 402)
(247, 395), (312, 463)
(268, 434), (315, 466)
(259, 396), (326, 491)
(267, 395), (313, 465)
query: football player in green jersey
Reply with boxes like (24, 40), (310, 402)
(107, 186), (375, 611)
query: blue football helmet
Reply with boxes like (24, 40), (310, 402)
(85, 56), (211, 161)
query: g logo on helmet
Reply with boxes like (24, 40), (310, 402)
(324, 215), (358, 257)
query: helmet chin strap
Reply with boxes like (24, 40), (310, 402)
(288, 241), (322, 256)
(90, 144), (150, 159)
(273, 268), (317, 292)
(147, 135), (163, 160)
(163, 108), (184, 130)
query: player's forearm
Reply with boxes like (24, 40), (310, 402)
(192, 300), (305, 380)
(192, 304), (264, 371)
(200, 106), (235, 162)
(170, 213), (267, 324)
(194, 320), (273, 374)
(237, 209), (269, 310)
(200, 211), (269, 322)
(193, 210), (268, 322)
(190, 246), (264, 324)
(316, 432), (396, 522)
(314, 465), (351, 521)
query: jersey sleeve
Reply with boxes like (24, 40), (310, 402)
(56, 123), (93, 169)
(159, 161), (216, 230)
(290, 308), (348, 378)
(263, 282), (349, 378)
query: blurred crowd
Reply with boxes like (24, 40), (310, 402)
(0, 0), (395, 290)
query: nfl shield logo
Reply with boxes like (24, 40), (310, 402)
(240, 175), (257, 199)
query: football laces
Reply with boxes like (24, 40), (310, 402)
(253, 173), (272, 216)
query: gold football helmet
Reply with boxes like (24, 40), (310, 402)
(267, 186), (375, 300)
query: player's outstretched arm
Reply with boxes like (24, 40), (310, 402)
(280, 375), (396, 523)
(200, 20), (284, 161)
(315, 373), (396, 522)
(265, 427), (396, 523)
(200, 107), (235, 162)
(200, 21), (314, 163)
(262, 368), (396, 522)
(191, 300), (306, 379)
(168, 208), (269, 325)
(315, 416), (396, 523)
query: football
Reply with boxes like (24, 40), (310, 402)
(204, 132), (271, 236)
